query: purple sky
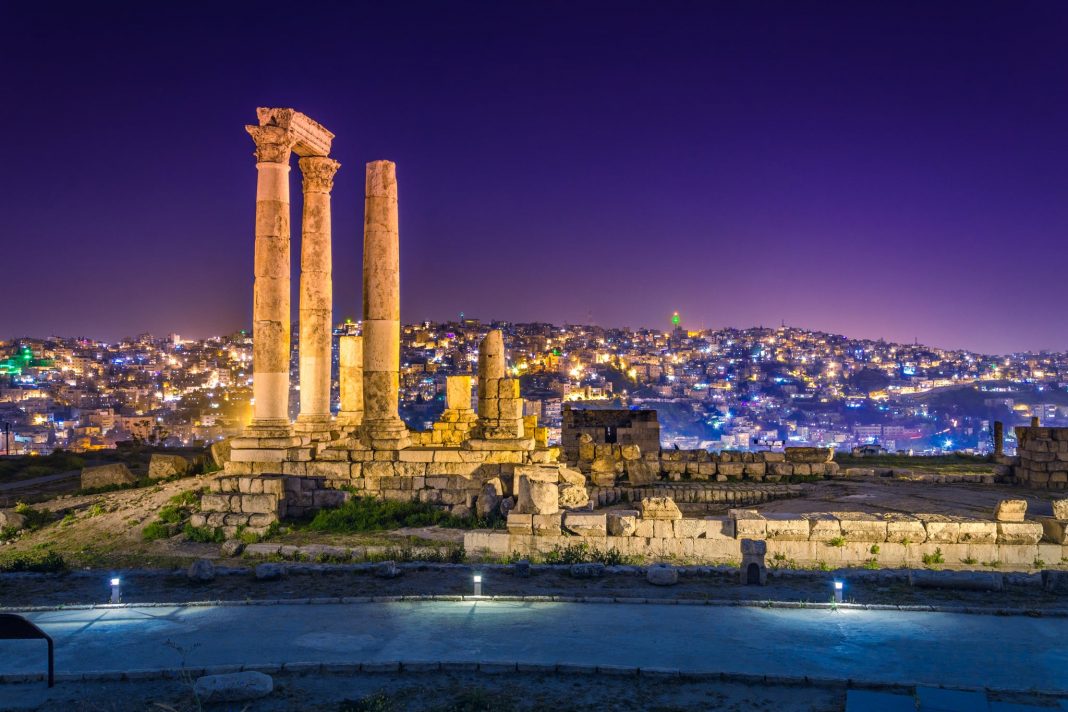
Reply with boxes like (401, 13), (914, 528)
(3, 1), (1067, 354)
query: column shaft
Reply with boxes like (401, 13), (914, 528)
(361, 160), (409, 448)
(296, 157), (340, 437)
(247, 125), (295, 429)
(338, 335), (364, 428)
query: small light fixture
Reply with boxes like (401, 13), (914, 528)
(110, 577), (121, 603)
(833, 580), (843, 603)
(473, 574), (483, 597)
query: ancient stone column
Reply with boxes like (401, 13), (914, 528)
(478, 330), (506, 382)
(337, 335), (363, 429)
(475, 330), (525, 440)
(993, 421), (1004, 457)
(360, 160), (410, 449)
(245, 123), (297, 431)
(294, 156), (340, 440)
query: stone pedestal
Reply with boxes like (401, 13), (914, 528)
(360, 160), (409, 449)
(337, 335), (364, 430)
(475, 331), (525, 440)
(294, 156), (340, 441)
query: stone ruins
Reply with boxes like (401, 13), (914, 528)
(199, 108), (1068, 575)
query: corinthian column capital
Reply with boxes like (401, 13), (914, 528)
(299, 156), (341, 194)
(246, 124), (296, 164)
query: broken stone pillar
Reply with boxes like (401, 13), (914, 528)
(475, 330), (525, 440)
(245, 122), (297, 434)
(294, 156), (340, 440)
(993, 421), (1004, 457)
(1031, 416), (1041, 427)
(337, 335), (363, 430)
(360, 160), (409, 449)
(433, 375), (477, 446)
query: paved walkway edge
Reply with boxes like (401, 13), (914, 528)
(3, 595), (1066, 618)
(0, 659), (1063, 698)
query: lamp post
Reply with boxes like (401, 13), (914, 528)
(833, 580), (843, 603)
(110, 577), (121, 604)
(473, 574), (483, 597)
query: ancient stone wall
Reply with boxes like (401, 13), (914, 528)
(562, 407), (660, 463)
(1012, 427), (1068, 489)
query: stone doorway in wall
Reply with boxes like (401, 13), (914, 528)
(746, 563), (761, 585)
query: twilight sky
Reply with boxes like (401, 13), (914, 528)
(2, 1), (1066, 354)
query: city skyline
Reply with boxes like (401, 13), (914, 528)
(3, 2), (1068, 353)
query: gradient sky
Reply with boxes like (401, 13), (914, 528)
(2, 1), (1067, 354)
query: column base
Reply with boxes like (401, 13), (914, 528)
(336, 412), (364, 432)
(360, 418), (411, 450)
(232, 421), (306, 463)
(294, 414), (335, 442)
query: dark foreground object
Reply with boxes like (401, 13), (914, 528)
(0, 613), (52, 687)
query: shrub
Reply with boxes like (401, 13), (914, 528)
(142, 520), (175, 542)
(182, 523), (224, 543)
(86, 503), (105, 518)
(869, 544), (880, 555)
(0, 549), (67, 573)
(922, 548), (944, 566)
(308, 496), (448, 532)
(828, 536), (846, 548)
(168, 489), (200, 508)
(13, 502), (51, 529)
(541, 542), (631, 566)
(962, 556), (978, 565)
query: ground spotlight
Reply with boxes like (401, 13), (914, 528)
(110, 577), (121, 603)
(473, 574), (483, 597)
(833, 580), (843, 603)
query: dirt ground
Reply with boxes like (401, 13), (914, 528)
(2, 560), (1065, 610)
(0, 669), (847, 712)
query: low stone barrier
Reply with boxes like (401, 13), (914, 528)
(472, 507), (1065, 570)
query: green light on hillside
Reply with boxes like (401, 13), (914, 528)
(671, 312), (681, 327)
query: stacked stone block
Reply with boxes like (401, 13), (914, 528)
(1013, 427), (1068, 489)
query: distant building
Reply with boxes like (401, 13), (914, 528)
(561, 405), (660, 461)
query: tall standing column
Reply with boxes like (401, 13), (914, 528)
(337, 335), (364, 430)
(361, 160), (410, 449)
(294, 156), (340, 440)
(246, 124), (297, 432)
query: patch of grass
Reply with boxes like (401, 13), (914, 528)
(306, 496), (497, 533)
(182, 523), (224, 543)
(60, 512), (76, 527)
(168, 489), (201, 508)
(0, 549), (67, 573)
(962, 556), (978, 565)
(540, 542), (633, 566)
(827, 536), (846, 547)
(869, 544), (880, 555)
(984, 560), (1001, 568)
(1034, 558), (1046, 569)
(0, 526), (20, 542)
(142, 521), (177, 542)
(86, 503), (105, 518)
(863, 558), (879, 570)
(922, 548), (945, 566)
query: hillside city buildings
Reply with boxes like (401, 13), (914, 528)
(2, 322), (1066, 457)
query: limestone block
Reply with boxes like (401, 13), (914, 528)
(446, 375), (473, 411)
(744, 462), (766, 477)
(148, 453), (190, 480)
(632, 519), (655, 538)
(620, 444), (642, 461)
(564, 511), (607, 537)
(516, 476), (559, 515)
(673, 518), (705, 538)
(607, 511), (639, 536)
(238, 494), (280, 515)
(1052, 499), (1068, 521)
(996, 521), (1043, 545)
(885, 518), (927, 544)
(1038, 517), (1068, 544)
(514, 465), (560, 483)
(558, 467), (586, 487)
(957, 521), (997, 544)
(764, 515), (809, 541)
(507, 512), (534, 534)
(653, 520), (675, 538)
(783, 447), (834, 464)
(919, 516), (960, 544)
(718, 463), (744, 478)
(646, 563), (678, 586)
(994, 499), (1028, 522)
(81, 463), (136, 489)
(200, 494), (231, 513)
(835, 513), (887, 542)
(558, 483), (590, 510)
(733, 513), (767, 539)
(625, 460), (660, 485)
(0, 510), (27, 530)
(703, 516), (735, 540)
(532, 513), (562, 535)
(803, 514), (841, 542)
(640, 496), (682, 520)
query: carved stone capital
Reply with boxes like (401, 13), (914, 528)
(246, 124), (296, 164)
(299, 156), (341, 194)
